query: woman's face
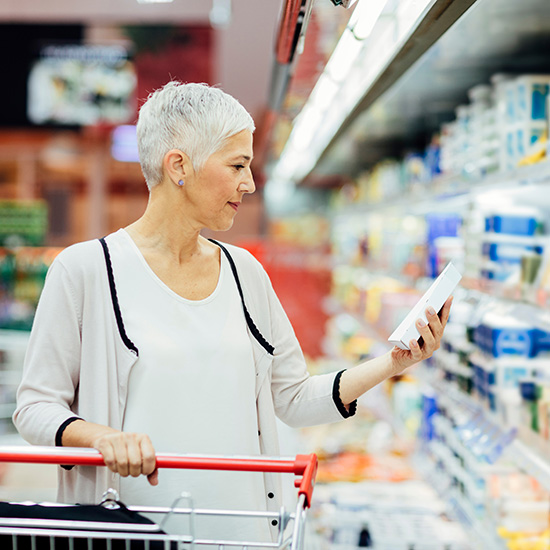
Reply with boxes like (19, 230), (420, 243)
(187, 129), (256, 232)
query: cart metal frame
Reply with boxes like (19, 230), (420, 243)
(0, 446), (318, 550)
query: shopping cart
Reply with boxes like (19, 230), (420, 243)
(0, 446), (318, 549)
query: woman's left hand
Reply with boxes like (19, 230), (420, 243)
(390, 296), (453, 375)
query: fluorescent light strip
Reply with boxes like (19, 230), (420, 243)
(270, 0), (434, 186)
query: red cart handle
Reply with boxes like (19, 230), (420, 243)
(0, 446), (318, 508)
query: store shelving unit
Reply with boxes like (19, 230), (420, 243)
(0, 330), (29, 436)
(312, 0), (550, 178)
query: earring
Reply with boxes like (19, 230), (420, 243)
(177, 179), (184, 187)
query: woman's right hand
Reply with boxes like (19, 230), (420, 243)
(93, 431), (159, 486)
(61, 420), (159, 485)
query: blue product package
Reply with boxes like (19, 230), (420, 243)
(517, 82), (550, 120)
(493, 327), (535, 357)
(491, 215), (540, 236)
(532, 84), (550, 119)
(519, 380), (538, 401)
(517, 126), (546, 157)
(534, 329), (550, 356)
(426, 214), (462, 278)
(501, 365), (529, 387)
(488, 389), (497, 411)
(482, 242), (541, 263)
(420, 392), (438, 442)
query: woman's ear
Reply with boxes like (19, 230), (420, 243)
(163, 149), (192, 185)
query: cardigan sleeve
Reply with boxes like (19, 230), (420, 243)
(13, 255), (84, 446)
(257, 264), (356, 428)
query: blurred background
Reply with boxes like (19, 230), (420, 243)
(2, 0), (550, 548)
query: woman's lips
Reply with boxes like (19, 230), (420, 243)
(228, 202), (240, 211)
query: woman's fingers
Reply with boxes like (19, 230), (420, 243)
(408, 338), (423, 362)
(439, 296), (453, 328)
(126, 435), (143, 478)
(416, 317), (437, 354)
(147, 469), (159, 486)
(111, 436), (130, 478)
(140, 436), (157, 479)
(96, 438), (117, 474)
(95, 432), (157, 481)
(417, 298), (454, 355)
(398, 297), (454, 373)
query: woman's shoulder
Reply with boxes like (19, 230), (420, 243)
(52, 232), (122, 278)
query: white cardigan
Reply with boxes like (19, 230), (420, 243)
(13, 230), (351, 517)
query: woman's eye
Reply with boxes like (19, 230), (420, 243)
(233, 165), (245, 171)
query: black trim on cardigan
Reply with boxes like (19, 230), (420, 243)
(209, 239), (275, 356)
(56, 416), (84, 470)
(99, 237), (139, 355)
(333, 370), (357, 419)
(55, 416), (84, 447)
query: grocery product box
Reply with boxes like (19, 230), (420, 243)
(388, 262), (462, 350)
(515, 75), (550, 122)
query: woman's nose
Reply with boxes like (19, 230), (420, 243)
(240, 169), (256, 194)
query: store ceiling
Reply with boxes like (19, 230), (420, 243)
(313, 0), (550, 179)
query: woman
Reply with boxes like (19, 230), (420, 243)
(13, 82), (452, 542)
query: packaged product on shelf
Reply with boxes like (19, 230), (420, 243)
(519, 379), (550, 452)
(507, 74), (550, 168)
(485, 208), (545, 236)
(420, 376), (550, 549)
(492, 73), (518, 172)
(426, 213), (463, 278)
(0, 201), (48, 248)
(515, 75), (550, 123)
(0, 247), (60, 330)
(440, 120), (460, 176)
(454, 104), (474, 177)
(468, 84), (499, 176)
(473, 312), (550, 359)
(479, 206), (548, 288)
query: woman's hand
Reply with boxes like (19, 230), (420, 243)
(61, 420), (159, 486)
(390, 296), (453, 375)
(93, 431), (159, 486)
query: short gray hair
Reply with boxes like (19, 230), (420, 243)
(136, 82), (255, 189)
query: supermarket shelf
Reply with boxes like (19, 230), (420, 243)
(507, 439), (550, 494)
(412, 450), (506, 550)
(315, 0), (550, 177)
(449, 492), (507, 550)
(425, 363), (550, 493)
(329, 295), (550, 492)
(316, 0), (479, 174)
(330, 262), (550, 334)
(331, 160), (550, 218)
(470, 290), (550, 334)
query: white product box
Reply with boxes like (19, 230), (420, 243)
(515, 75), (550, 122)
(388, 262), (462, 350)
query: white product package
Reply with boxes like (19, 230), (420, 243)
(388, 262), (462, 350)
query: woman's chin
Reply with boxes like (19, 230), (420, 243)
(208, 219), (234, 232)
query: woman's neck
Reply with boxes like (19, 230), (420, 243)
(125, 190), (204, 264)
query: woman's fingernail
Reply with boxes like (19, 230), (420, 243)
(417, 319), (426, 327)
(410, 340), (418, 348)
(427, 306), (436, 316)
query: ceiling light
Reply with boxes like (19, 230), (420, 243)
(210, 0), (232, 28)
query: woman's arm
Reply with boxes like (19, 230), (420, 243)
(339, 297), (453, 406)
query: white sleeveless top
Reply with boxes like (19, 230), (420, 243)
(113, 229), (270, 543)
